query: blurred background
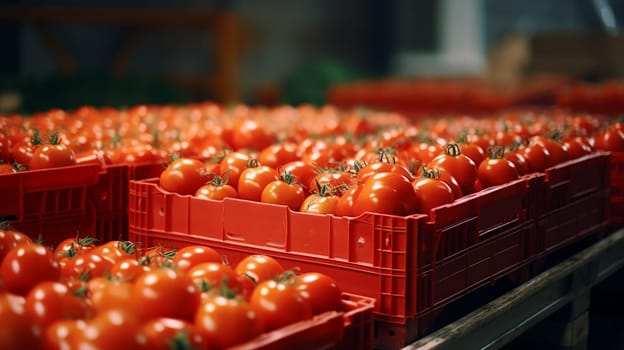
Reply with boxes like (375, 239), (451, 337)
(0, 0), (623, 114)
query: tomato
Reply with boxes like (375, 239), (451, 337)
(0, 226), (33, 263)
(258, 142), (299, 168)
(43, 319), (87, 350)
(594, 125), (624, 151)
(90, 240), (137, 264)
(1, 244), (61, 295)
(171, 245), (222, 271)
(310, 170), (355, 196)
(503, 149), (529, 176)
(10, 139), (35, 165)
(334, 185), (361, 217)
(0, 162), (17, 174)
(0, 292), (40, 350)
(522, 142), (552, 173)
(140, 318), (208, 350)
(54, 235), (97, 256)
(187, 262), (241, 295)
(281, 160), (318, 195)
(250, 278), (313, 332)
(478, 146), (519, 188)
(235, 254), (284, 284)
(532, 136), (568, 166)
(353, 172), (418, 216)
(231, 119), (276, 151)
(412, 175), (455, 214)
(435, 168), (463, 200)
(219, 151), (252, 188)
(237, 161), (277, 201)
(564, 137), (593, 159)
(87, 277), (134, 314)
(30, 135), (76, 170)
(458, 143), (486, 168)
(24, 281), (90, 329)
(296, 272), (343, 315)
(195, 295), (260, 348)
(132, 268), (201, 322)
(110, 258), (151, 282)
(427, 144), (478, 195)
(300, 190), (340, 215)
(195, 175), (239, 200)
(261, 171), (306, 210)
(159, 158), (208, 195)
(61, 252), (114, 281)
(72, 309), (142, 349)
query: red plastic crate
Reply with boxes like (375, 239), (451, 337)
(609, 152), (624, 224)
(230, 293), (375, 350)
(536, 152), (610, 256)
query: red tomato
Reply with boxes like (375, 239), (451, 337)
(195, 295), (260, 348)
(334, 185), (362, 217)
(195, 175), (239, 200)
(281, 160), (318, 195)
(132, 268), (201, 322)
(159, 158), (208, 195)
(87, 277), (134, 314)
(412, 176), (455, 214)
(0, 292), (40, 349)
(594, 125), (624, 151)
(296, 272), (343, 315)
(231, 119), (276, 151)
(503, 150), (529, 176)
(0, 227), (33, 263)
(478, 148), (519, 188)
(171, 245), (222, 271)
(89, 240), (137, 264)
(435, 168), (463, 199)
(30, 141), (76, 170)
(54, 235), (97, 256)
(353, 172), (418, 216)
(310, 171), (355, 196)
(25, 281), (90, 329)
(522, 142), (552, 173)
(0, 163), (17, 174)
(250, 278), (313, 332)
(110, 258), (151, 282)
(187, 262), (241, 295)
(61, 253), (114, 281)
(141, 318), (208, 350)
(458, 143), (486, 168)
(72, 309), (143, 349)
(532, 136), (568, 166)
(237, 162), (277, 201)
(427, 144), (478, 195)
(261, 171), (306, 210)
(235, 254), (284, 284)
(219, 151), (252, 189)
(300, 191), (340, 214)
(564, 137), (593, 159)
(258, 142), (299, 168)
(1, 244), (61, 295)
(43, 319), (87, 350)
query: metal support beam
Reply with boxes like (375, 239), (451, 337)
(404, 228), (624, 350)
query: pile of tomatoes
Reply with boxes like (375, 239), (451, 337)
(0, 226), (345, 350)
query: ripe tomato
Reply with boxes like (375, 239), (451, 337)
(43, 319), (87, 350)
(0, 162), (17, 174)
(281, 160), (318, 195)
(353, 172), (418, 216)
(72, 309), (142, 349)
(458, 143), (486, 168)
(412, 175), (455, 214)
(532, 136), (568, 166)
(195, 295), (260, 348)
(231, 119), (276, 151)
(54, 235), (97, 256)
(195, 175), (239, 200)
(29, 134), (76, 170)
(435, 168), (463, 199)
(427, 144), (478, 195)
(0, 226), (33, 263)
(235, 254), (284, 284)
(24, 281), (90, 329)
(61, 252), (115, 281)
(250, 278), (313, 332)
(261, 171), (306, 210)
(219, 151), (252, 189)
(132, 268), (201, 322)
(1, 244), (61, 295)
(564, 137), (593, 159)
(87, 277), (134, 314)
(258, 142), (299, 168)
(110, 258), (151, 282)
(171, 245), (222, 271)
(334, 185), (362, 217)
(300, 189), (340, 215)
(522, 142), (552, 173)
(90, 240), (137, 264)
(0, 292), (40, 349)
(187, 262), (241, 295)
(159, 158), (208, 195)
(310, 170), (355, 196)
(296, 272), (343, 315)
(141, 318), (208, 350)
(594, 125), (624, 151)
(503, 149), (529, 176)
(355, 161), (413, 184)
(478, 147), (519, 188)
(237, 161), (277, 201)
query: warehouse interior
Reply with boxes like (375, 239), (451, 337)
(1, 1), (624, 350)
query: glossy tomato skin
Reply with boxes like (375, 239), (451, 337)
(61, 252), (114, 281)
(334, 185), (361, 217)
(300, 193), (339, 214)
(43, 319), (87, 350)
(281, 161), (318, 195)
(478, 158), (519, 188)
(159, 158), (207, 195)
(353, 172), (418, 216)
(0, 228), (33, 263)
(187, 262), (241, 296)
(219, 151), (252, 189)
(171, 245), (222, 271)
(195, 296), (260, 348)
(238, 164), (277, 201)
(87, 277), (134, 314)
(427, 145), (478, 195)
(564, 137), (593, 159)
(258, 142), (299, 168)
(110, 258), (151, 282)
(0, 292), (41, 350)
(522, 143), (552, 173)
(235, 254), (284, 284)
(1, 244), (61, 295)
(72, 309), (143, 350)
(25, 281), (90, 330)
(296, 272), (343, 315)
(412, 177), (455, 214)
(30, 144), (76, 170)
(132, 268), (201, 322)
(250, 279), (314, 332)
(195, 182), (239, 200)
(504, 151), (529, 176)
(594, 125), (624, 151)
(261, 178), (306, 211)
(140, 318), (208, 350)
